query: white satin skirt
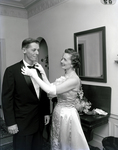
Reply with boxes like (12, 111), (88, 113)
(51, 106), (90, 150)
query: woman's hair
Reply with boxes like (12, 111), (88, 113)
(22, 38), (40, 49)
(65, 48), (81, 69)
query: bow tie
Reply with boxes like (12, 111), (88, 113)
(27, 65), (41, 76)
(27, 65), (35, 69)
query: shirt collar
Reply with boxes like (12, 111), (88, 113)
(23, 60), (33, 67)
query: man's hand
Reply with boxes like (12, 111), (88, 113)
(8, 124), (19, 134)
(44, 115), (50, 125)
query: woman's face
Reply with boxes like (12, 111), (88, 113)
(61, 53), (72, 70)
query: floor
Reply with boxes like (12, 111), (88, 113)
(0, 143), (13, 150)
(0, 141), (101, 150)
(0, 117), (101, 150)
(0, 140), (51, 150)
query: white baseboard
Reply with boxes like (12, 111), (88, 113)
(89, 133), (104, 150)
(89, 114), (118, 150)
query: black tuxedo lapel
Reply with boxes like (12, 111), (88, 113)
(20, 61), (37, 98)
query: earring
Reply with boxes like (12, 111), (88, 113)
(71, 65), (73, 68)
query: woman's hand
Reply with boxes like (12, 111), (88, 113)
(21, 66), (37, 77)
(34, 63), (45, 75)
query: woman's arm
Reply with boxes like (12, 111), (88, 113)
(21, 67), (56, 95)
(35, 63), (50, 85)
(31, 72), (56, 95)
(21, 67), (79, 95)
(33, 74), (79, 95)
(56, 77), (79, 94)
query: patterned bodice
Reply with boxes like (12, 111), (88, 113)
(53, 76), (79, 107)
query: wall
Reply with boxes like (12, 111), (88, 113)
(28, 0), (118, 148)
(28, 0), (118, 115)
(0, 15), (29, 108)
(0, 16), (29, 67)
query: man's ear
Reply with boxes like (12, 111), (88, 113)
(22, 48), (26, 54)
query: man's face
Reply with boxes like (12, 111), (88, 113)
(23, 42), (39, 64)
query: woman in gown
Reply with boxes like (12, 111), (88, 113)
(21, 48), (90, 150)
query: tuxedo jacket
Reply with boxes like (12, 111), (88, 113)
(2, 60), (50, 135)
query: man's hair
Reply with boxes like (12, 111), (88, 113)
(22, 38), (40, 49)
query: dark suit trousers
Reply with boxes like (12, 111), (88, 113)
(13, 130), (43, 150)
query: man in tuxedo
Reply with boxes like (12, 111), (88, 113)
(2, 38), (50, 150)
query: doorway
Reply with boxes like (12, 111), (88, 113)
(37, 37), (49, 78)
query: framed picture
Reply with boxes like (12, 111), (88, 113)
(74, 26), (107, 82)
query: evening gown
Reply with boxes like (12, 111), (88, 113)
(51, 76), (90, 150)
